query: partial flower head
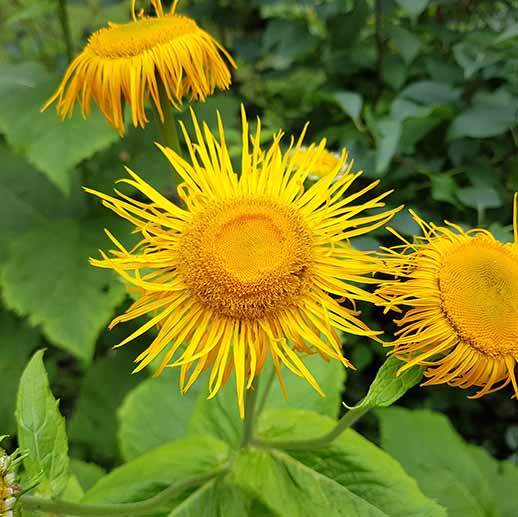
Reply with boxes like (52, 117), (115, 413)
(0, 439), (21, 517)
(290, 146), (350, 182)
(377, 202), (518, 399)
(87, 108), (400, 416)
(43, 0), (236, 134)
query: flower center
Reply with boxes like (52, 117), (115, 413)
(438, 237), (518, 356)
(88, 14), (198, 58)
(177, 198), (313, 319)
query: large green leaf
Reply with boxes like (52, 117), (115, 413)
(256, 408), (445, 517)
(468, 445), (518, 517)
(118, 369), (202, 461)
(69, 348), (142, 463)
(232, 448), (386, 516)
(82, 436), (229, 509)
(1, 218), (126, 362)
(0, 146), (84, 264)
(16, 350), (69, 498)
(0, 309), (39, 435)
(190, 355), (346, 447)
(169, 478), (258, 517)
(378, 407), (496, 516)
(0, 62), (119, 193)
(70, 459), (106, 492)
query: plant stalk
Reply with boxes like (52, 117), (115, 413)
(241, 377), (260, 448)
(19, 466), (226, 516)
(253, 405), (370, 451)
(57, 0), (73, 62)
(153, 83), (183, 159)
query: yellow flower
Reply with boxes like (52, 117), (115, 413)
(43, 0), (236, 134)
(377, 203), (518, 399)
(290, 146), (350, 182)
(87, 108), (399, 416)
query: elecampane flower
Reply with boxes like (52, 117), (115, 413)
(377, 204), (518, 399)
(87, 108), (399, 416)
(290, 146), (349, 182)
(44, 0), (236, 134)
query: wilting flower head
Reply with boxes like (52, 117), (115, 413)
(377, 202), (518, 399)
(87, 108), (399, 416)
(0, 439), (21, 517)
(43, 0), (236, 134)
(290, 146), (350, 182)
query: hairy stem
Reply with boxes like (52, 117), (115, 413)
(19, 466), (227, 516)
(253, 405), (370, 450)
(57, 0), (73, 62)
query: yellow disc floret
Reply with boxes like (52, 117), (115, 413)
(178, 198), (312, 319)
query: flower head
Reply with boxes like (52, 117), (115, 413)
(87, 108), (399, 416)
(377, 202), (518, 399)
(290, 146), (349, 182)
(0, 438), (21, 517)
(43, 0), (236, 134)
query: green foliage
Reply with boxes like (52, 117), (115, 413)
(16, 350), (69, 498)
(2, 219), (126, 362)
(0, 309), (38, 435)
(378, 407), (518, 516)
(0, 62), (118, 193)
(354, 356), (423, 409)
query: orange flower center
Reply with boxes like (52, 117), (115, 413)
(439, 237), (518, 356)
(177, 198), (313, 319)
(88, 14), (198, 58)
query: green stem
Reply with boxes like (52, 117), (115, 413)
(255, 367), (276, 418)
(241, 377), (260, 448)
(153, 83), (183, 159)
(253, 405), (370, 451)
(57, 0), (73, 62)
(19, 466), (226, 516)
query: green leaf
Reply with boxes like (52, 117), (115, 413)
(468, 445), (518, 517)
(190, 355), (346, 447)
(401, 81), (461, 106)
(256, 409), (445, 517)
(394, 0), (429, 19)
(16, 350), (69, 498)
(82, 436), (229, 508)
(378, 407), (496, 517)
(448, 89), (518, 139)
(495, 22), (518, 43)
(0, 309), (39, 435)
(70, 459), (106, 492)
(0, 146), (84, 265)
(382, 55), (407, 90)
(232, 448), (387, 516)
(169, 478), (257, 517)
(0, 62), (119, 193)
(374, 119), (401, 175)
(457, 185), (502, 211)
(453, 42), (500, 79)
(431, 175), (458, 205)
(69, 349), (142, 463)
(1, 218), (126, 362)
(355, 356), (422, 409)
(388, 26), (421, 64)
(333, 91), (363, 125)
(118, 369), (202, 461)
